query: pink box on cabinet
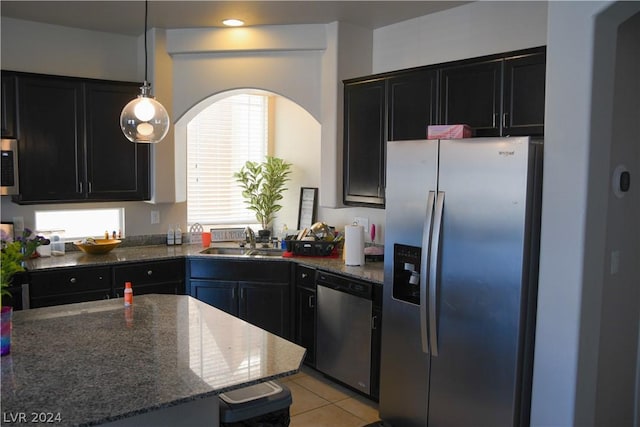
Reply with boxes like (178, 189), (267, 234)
(427, 124), (472, 140)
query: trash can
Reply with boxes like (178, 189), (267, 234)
(219, 380), (292, 427)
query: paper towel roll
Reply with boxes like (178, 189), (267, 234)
(345, 225), (365, 266)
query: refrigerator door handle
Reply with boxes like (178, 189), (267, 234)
(429, 191), (445, 357)
(420, 190), (436, 354)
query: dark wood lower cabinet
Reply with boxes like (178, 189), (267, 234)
(29, 266), (112, 308)
(294, 264), (317, 366)
(190, 279), (238, 316)
(27, 259), (185, 308)
(296, 286), (316, 366)
(239, 280), (290, 337)
(188, 259), (292, 339)
(113, 259), (185, 297)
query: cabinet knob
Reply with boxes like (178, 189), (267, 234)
(147, 270), (153, 276)
(70, 277), (77, 284)
(308, 295), (315, 308)
(301, 273), (308, 279)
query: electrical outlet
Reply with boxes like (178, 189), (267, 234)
(151, 210), (160, 224)
(353, 216), (369, 233)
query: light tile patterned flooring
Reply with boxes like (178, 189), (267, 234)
(280, 366), (381, 427)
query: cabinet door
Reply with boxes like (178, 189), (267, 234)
(502, 51), (546, 136)
(29, 266), (111, 308)
(16, 75), (85, 202)
(370, 306), (382, 400)
(239, 281), (290, 338)
(1, 72), (16, 138)
(440, 60), (502, 137)
(113, 259), (185, 297)
(343, 79), (386, 207)
(190, 279), (238, 316)
(85, 82), (151, 200)
(388, 69), (438, 141)
(296, 286), (316, 366)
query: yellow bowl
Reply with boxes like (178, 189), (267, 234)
(74, 239), (122, 254)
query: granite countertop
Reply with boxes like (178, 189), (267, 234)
(24, 243), (385, 284)
(1, 294), (306, 426)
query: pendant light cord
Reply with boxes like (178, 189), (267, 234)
(144, 0), (148, 83)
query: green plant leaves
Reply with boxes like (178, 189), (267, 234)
(234, 156), (292, 229)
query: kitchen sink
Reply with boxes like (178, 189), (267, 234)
(200, 247), (284, 257)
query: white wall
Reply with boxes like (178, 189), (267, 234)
(593, 11), (640, 426)
(372, 1), (547, 73)
(169, 22), (385, 234)
(0, 17), (138, 80)
(531, 2), (608, 424)
(272, 96), (321, 233)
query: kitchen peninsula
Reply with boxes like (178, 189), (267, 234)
(1, 294), (306, 426)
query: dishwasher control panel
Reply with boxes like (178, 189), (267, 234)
(316, 271), (373, 300)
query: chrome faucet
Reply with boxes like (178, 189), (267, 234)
(244, 227), (256, 249)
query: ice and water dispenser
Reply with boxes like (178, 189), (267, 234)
(392, 244), (422, 305)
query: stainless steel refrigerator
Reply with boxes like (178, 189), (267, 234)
(379, 137), (542, 426)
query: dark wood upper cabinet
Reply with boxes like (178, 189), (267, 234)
(440, 49), (546, 137)
(343, 78), (386, 207)
(440, 59), (502, 137)
(15, 74), (85, 202)
(7, 71), (150, 204)
(502, 51), (546, 136)
(342, 46), (545, 208)
(1, 72), (17, 138)
(85, 82), (150, 200)
(387, 69), (438, 141)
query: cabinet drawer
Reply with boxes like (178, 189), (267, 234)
(31, 290), (111, 309)
(295, 265), (316, 288)
(113, 260), (184, 287)
(30, 267), (111, 298)
(189, 259), (290, 282)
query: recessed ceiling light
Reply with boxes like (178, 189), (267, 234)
(223, 19), (245, 27)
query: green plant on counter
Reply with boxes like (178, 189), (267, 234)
(234, 156), (292, 231)
(1, 229), (48, 306)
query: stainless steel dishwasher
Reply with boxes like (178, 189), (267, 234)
(316, 271), (373, 395)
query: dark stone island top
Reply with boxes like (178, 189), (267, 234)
(1, 294), (306, 426)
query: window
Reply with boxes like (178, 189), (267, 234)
(34, 208), (124, 240)
(187, 93), (270, 227)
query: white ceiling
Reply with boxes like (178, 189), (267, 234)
(1, 1), (469, 36)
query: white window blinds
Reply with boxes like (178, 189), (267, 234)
(187, 94), (268, 226)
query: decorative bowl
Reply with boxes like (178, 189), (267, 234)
(73, 239), (122, 254)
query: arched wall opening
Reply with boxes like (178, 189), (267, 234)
(175, 88), (321, 233)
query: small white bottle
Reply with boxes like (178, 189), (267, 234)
(167, 226), (175, 246)
(175, 224), (182, 245)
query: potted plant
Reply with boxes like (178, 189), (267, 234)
(1, 229), (48, 356)
(234, 156), (292, 238)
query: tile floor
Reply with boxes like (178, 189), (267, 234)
(280, 367), (381, 427)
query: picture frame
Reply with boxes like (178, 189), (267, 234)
(297, 187), (318, 230)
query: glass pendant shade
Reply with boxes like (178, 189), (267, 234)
(120, 82), (169, 143)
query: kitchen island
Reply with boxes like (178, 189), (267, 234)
(1, 294), (305, 426)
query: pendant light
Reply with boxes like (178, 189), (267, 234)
(120, 0), (169, 143)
